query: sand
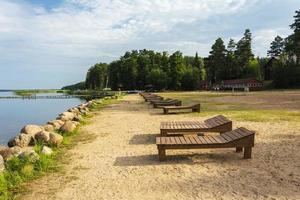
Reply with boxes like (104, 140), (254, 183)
(23, 94), (300, 200)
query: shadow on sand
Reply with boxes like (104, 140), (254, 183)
(128, 133), (158, 145)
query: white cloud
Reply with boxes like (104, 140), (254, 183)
(0, 0), (258, 59)
(253, 28), (291, 57)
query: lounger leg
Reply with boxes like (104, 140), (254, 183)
(158, 147), (166, 161)
(236, 147), (243, 152)
(244, 147), (252, 159)
(163, 108), (168, 114)
(160, 130), (167, 137)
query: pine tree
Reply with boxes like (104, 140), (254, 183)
(268, 36), (284, 58)
(207, 38), (226, 83)
(289, 9), (300, 63)
(226, 39), (237, 79)
(235, 29), (254, 77)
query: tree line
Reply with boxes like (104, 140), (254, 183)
(63, 9), (300, 91)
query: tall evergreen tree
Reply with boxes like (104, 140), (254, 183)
(225, 39), (237, 79)
(169, 51), (185, 90)
(207, 38), (226, 83)
(289, 9), (300, 63)
(268, 36), (284, 57)
(235, 29), (254, 77)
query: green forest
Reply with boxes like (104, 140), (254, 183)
(63, 10), (300, 91)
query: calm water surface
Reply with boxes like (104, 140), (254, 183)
(0, 92), (85, 145)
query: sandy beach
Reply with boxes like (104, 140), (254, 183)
(23, 94), (300, 200)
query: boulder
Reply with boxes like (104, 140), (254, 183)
(0, 146), (12, 161)
(43, 124), (55, 132)
(41, 146), (53, 155)
(18, 149), (39, 162)
(9, 146), (22, 156)
(0, 155), (5, 172)
(49, 132), (63, 146)
(59, 112), (75, 121)
(68, 107), (80, 114)
(57, 120), (65, 126)
(60, 121), (76, 133)
(47, 120), (64, 130)
(72, 121), (80, 126)
(8, 133), (31, 148)
(21, 125), (44, 137)
(35, 131), (50, 143)
(73, 115), (83, 122)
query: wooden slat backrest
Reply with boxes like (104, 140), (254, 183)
(204, 115), (231, 128)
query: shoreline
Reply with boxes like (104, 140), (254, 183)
(0, 95), (121, 199)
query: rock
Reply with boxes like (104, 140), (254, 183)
(60, 121), (76, 133)
(58, 112), (75, 121)
(9, 146), (22, 156)
(18, 149), (39, 162)
(8, 133), (31, 148)
(35, 131), (50, 143)
(56, 120), (65, 126)
(43, 124), (55, 132)
(80, 110), (87, 115)
(72, 121), (80, 126)
(0, 146), (12, 161)
(0, 155), (5, 172)
(47, 120), (64, 130)
(21, 125), (44, 137)
(68, 107), (80, 114)
(73, 115), (83, 122)
(41, 146), (53, 155)
(49, 132), (63, 146)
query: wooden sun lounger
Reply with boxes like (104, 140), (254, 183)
(162, 103), (200, 114)
(156, 127), (255, 161)
(149, 98), (172, 104)
(160, 115), (232, 136)
(144, 96), (163, 102)
(153, 100), (182, 108)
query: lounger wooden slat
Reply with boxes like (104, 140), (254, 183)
(190, 137), (198, 144)
(179, 137), (187, 144)
(198, 136), (206, 144)
(214, 135), (226, 143)
(183, 137), (191, 144)
(207, 135), (219, 143)
(231, 129), (244, 138)
(193, 136), (203, 144)
(175, 137), (181, 144)
(214, 117), (225, 126)
(203, 136), (213, 144)
(223, 132), (239, 140)
(170, 137), (176, 144)
(235, 128), (249, 137)
(157, 127), (255, 161)
(220, 134), (231, 141)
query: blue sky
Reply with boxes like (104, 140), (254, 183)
(0, 0), (298, 89)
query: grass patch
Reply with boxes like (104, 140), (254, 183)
(0, 145), (58, 200)
(0, 96), (123, 199)
(193, 110), (300, 122)
(159, 91), (300, 122)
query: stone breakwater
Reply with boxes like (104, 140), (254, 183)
(0, 98), (108, 172)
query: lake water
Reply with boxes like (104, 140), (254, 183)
(0, 91), (85, 145)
